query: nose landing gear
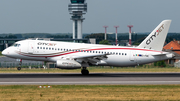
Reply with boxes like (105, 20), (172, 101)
(17, 67), (21, 71)
(81, 67), (89, 75)
(17, 59), (22, 71)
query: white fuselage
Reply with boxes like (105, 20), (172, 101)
(2, 40), (173, 67)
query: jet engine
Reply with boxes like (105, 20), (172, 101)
(56, 60), (81, 69)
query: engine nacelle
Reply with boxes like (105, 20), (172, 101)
(56, 59), (81, 69)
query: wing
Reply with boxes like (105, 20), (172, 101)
(74, 54), (109, 67)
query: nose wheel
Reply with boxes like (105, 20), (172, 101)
(17, 59), (22, 71)
(17, 67), (21, 71)
(81, 67), (89, 75)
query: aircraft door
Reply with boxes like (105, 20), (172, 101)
(129, 51), (136, 61)
(28, 42), (34, 53)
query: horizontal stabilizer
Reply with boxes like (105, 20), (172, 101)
(152, 52), (174, 57)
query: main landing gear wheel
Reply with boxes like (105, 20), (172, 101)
(81, 67), (89, 75)
(17, 67), (21, 71)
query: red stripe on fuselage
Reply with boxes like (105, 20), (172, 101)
(17, 48), (161, 58)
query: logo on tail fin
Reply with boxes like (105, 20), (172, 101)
(146, 24), (164, 45)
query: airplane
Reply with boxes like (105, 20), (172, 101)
(2, 20), (174, 75)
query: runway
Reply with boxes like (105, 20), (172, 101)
(0, 73), (180, 85)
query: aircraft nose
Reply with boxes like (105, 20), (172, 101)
(2, 50), (7, 56)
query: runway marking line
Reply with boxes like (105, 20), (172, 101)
(0, 81), (180, 84)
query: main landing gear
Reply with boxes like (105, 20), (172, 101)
(81, 67), (89, 75)
(17, 59), (22, 71)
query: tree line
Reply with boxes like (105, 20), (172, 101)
(0, 32), (180, 45)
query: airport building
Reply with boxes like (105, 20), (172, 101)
(68, 0), (87, 39)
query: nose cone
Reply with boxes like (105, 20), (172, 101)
(2, 50), (6, 56)
(2, 48), (16, 58)
(2, 49), (9, 56)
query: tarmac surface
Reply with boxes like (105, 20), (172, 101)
(0, 73), (180, 85)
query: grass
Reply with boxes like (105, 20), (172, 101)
(0, 67), (180, 73)
(0, 85), (180, 101)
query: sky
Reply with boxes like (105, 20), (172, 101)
(0, 0), (179, 33)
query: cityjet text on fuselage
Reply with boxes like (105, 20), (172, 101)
(37, 42), (56, 46)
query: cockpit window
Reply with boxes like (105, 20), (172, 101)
(12, 43), (21, 47)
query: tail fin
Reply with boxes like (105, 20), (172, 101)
(138, 20), (171, 51)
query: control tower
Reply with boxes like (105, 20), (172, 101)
(68, 0), (87, 39)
